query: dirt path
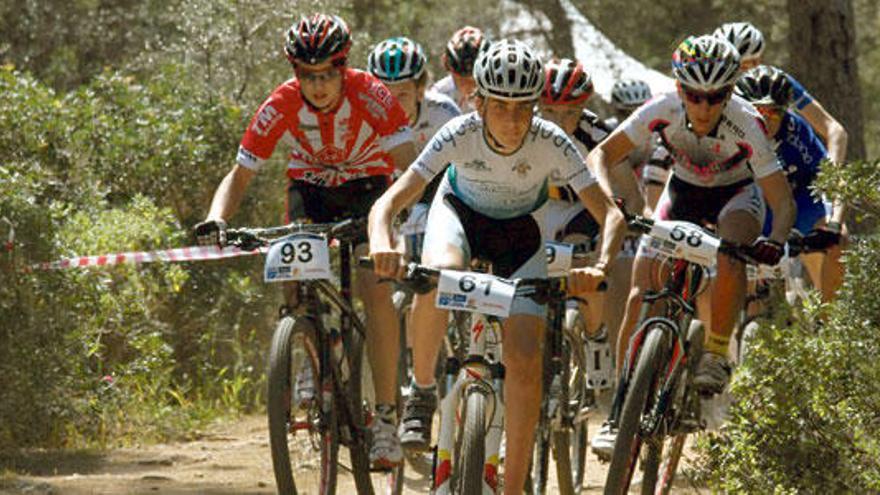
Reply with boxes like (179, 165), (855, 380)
(1, 414), (703, 494)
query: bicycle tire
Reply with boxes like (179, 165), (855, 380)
(456, 388), (488, 495)
(640, 438), (663, 495)
(531, 418), (551, 494)
(268, 316), (338, 495)
(551, 332), (579, 495)
(564, 321), (589, 492)
(655, 434), (686, 495)
(604, 326), (667, 495)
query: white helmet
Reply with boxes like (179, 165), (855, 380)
(473, 39), (544, 101)
(611, 79), (652, 109)
(714, 22), (765, 61)
(671, 35), (741, 92)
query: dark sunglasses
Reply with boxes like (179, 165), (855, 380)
(682, 86), (731, 106)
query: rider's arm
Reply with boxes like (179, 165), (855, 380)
(368, 168), (427, 275)
(607, 158), (645, 218)
(577, 183), (626, 272)
(798, 101), (848, 223)
(758, 170), (796, 244)
(206, 165), (256, 221)
(586, 130), (636, 200)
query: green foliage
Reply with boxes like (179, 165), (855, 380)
(700, 161), (880, 492)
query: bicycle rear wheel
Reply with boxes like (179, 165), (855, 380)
(604, 326), (667, 495)
(268, 316), (338, 495)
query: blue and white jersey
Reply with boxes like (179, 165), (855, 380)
(774, 110), (826, 195)
(784, 72), (814, 111)
(413, 91), (461, 151)
(411, 113), (596, 219)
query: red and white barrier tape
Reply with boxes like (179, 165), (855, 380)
(32, 245), (268, 271)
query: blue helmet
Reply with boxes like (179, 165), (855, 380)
(367, 37), (427, 83)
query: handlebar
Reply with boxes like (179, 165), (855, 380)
(225, 218), (367, 250)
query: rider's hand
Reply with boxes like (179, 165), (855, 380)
(371, 250), (404, 279)
(804, 223), (842, 250)
(194, 219), (227, 247)
(568, 263), (607, 295)
(748, 237), (784, 266)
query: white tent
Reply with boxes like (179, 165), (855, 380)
(501, 0), (675, 102)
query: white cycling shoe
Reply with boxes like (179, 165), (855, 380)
(591, 421), (617, 460)
(369, 417), (404, 469)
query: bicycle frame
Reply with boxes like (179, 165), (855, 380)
(433, 311), (505, 495)
(617, 257), (706, 438)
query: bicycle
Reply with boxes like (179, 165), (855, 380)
(602, 213), (768, 495)
(529, 241), (603, 495)
(225, 218), (402, 495)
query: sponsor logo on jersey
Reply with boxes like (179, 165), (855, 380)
(462, 159), (489, 171)
(252, 104), (283, 137)
(512, 161), (531, 178)
(368, 81), (394, 108)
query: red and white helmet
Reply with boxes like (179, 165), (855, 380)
(541, 58), (593, 105)
(284, 14), (352, 66)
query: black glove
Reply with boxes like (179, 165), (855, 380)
(803, 223), (842, 251)
(748, 237), (785, 266)
(194, 219), (227, 247)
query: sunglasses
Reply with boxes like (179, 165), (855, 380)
(681, 86), (731, 106)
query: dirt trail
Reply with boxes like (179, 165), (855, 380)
(1, 414), (703, 494)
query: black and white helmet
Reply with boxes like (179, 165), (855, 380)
(671, 35), (741, 91)
(735, 65), (793, 107)
(367, 37), (427, 83)
(611, 79), (652, 109)
(713, 22), (765, 62)
(473, 40), (544, 102)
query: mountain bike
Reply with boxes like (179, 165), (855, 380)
(225, 218), (402, 495)
(602, 213), (764, 495)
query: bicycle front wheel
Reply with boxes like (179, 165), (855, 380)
(604, 326), (667, 495)
(267, 316), (338, 495)
(456, 387), (488, 495)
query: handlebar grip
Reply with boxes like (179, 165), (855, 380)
(357, 256), (374, 269)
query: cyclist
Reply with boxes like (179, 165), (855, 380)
(610, 78), (673, 212)
(588, 35), (795, 456)
(539, 58), (634, 384)
(714, 22), (849, 172)
(366, 37), (462, 261)
(368, 40), (626, 493)
(430, 26), (490, 112)
(193, 14), (416, 469)
(735, 65), (847, 301)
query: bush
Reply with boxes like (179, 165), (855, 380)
(700, 161), (880, 492)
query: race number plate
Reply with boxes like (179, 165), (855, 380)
(646, 220), (720, 267)
(436, 270), (516, 318)
(264, 233), (332, 282)
(546, 241), (575, 277)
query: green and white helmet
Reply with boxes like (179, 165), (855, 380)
(367, 37), (427, 83)
(473, 39), (544, 101)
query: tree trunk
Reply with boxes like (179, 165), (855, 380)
(518, 0), (575, 59)
(787, 0), (865, 161)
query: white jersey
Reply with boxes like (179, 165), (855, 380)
(429, 75), (475, 112)
(412, 113), (596, 219)
(413, 91), (461, 151)
(619, 92), (780, 188)
(550, 110), (610, 186)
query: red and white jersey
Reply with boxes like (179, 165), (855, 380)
(237, 68), (413, 187)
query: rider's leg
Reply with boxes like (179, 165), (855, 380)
(354, 243), (400, 407)
(501, 313), (546, 495)
(800, 218), (847, 303)
(707, 210), (761, 356)
(604, 252), (633, 346)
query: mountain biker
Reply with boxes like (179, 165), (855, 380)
(192, 13), (417, 469)
(735, 65), (847, 301)
(366, 37), (462, 261)
(587, 34), (795, 456)
(714, 22), (849, 178)
(368, 39), (626, 493)
(610, 79), (674, 211)
(430, 26), (490, 112)
(539, 58), (636, 385)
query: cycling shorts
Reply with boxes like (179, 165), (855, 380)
(654, 175), (765, 227)
(286, 175), (389, 244)
(422, 178), (551, 317)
